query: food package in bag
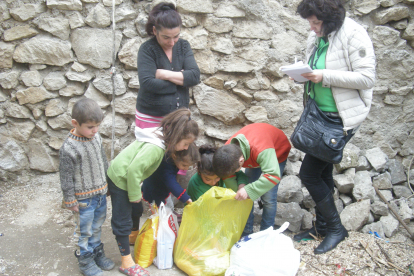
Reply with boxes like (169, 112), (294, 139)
(134, 204), (159, 268)
(174, 187), (253, 276)
(225, 222), (300, 276)
(153, 202), (179, 269)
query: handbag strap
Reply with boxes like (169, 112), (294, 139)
(304, 46), (318, 103)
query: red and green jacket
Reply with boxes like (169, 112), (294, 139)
(224, 123), (291, 201)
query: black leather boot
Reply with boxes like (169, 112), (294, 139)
(293, 209), (327, 241)
(314, 193), (348, 254)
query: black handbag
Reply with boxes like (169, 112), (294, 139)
(290, 97), (351, 164)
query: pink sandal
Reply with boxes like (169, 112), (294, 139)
(118, 264), (150, 276)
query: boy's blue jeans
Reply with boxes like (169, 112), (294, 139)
(243, 160), (286, 236)
(74, 194), (107, 255)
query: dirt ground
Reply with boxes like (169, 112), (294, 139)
(1, 173), (413, 276)
(0, 173), (186, 276)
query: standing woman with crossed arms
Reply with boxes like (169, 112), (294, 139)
(135, 2), (200, 128)
(293, 0), (376, 254)
(129, 2), (200, 247)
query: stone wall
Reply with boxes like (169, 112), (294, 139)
(0, 0), (413, 183)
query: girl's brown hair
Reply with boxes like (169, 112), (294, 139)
(172, 143), (200, 166)
(197, 144), (217, 175)
(160, 108), (199, 156)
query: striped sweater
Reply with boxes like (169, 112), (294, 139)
(59, 129), (108, 207)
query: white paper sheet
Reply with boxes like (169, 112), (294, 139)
(280, 61), (313, 82)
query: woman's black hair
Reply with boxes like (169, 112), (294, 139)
(296, 0), (345, 36)
(145, 2), (182, 36)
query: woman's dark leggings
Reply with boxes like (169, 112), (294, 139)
(299, 154), (335, 204)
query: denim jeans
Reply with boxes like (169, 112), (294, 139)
(74, 194), (107, 255)
(243, 160), (286, 235)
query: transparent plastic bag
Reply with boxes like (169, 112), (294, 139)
(174, 187), (253, 276)
(225, 222), (300, 276)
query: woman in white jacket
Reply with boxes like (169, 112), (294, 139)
(293, 0), (376, 254)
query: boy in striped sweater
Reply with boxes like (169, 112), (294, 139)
(59, 98), (114, 276)
(212, 123), (291, 237)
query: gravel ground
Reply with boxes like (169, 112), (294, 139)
(1, 173), (413, 276)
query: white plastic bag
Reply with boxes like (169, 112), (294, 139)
(153, 202), (179, 269)
(225, 222), (300, 276)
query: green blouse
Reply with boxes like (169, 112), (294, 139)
(307, 37), (338, 112)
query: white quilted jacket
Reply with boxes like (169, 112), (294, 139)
(305, 17), (376, 131)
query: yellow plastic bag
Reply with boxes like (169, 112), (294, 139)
(174, 186), (253, 276)
(134, 205), (159, 268)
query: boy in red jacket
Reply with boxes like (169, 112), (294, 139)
(213, 123), (291, 236)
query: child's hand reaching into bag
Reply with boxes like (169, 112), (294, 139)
(235, 187), (250, 201)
